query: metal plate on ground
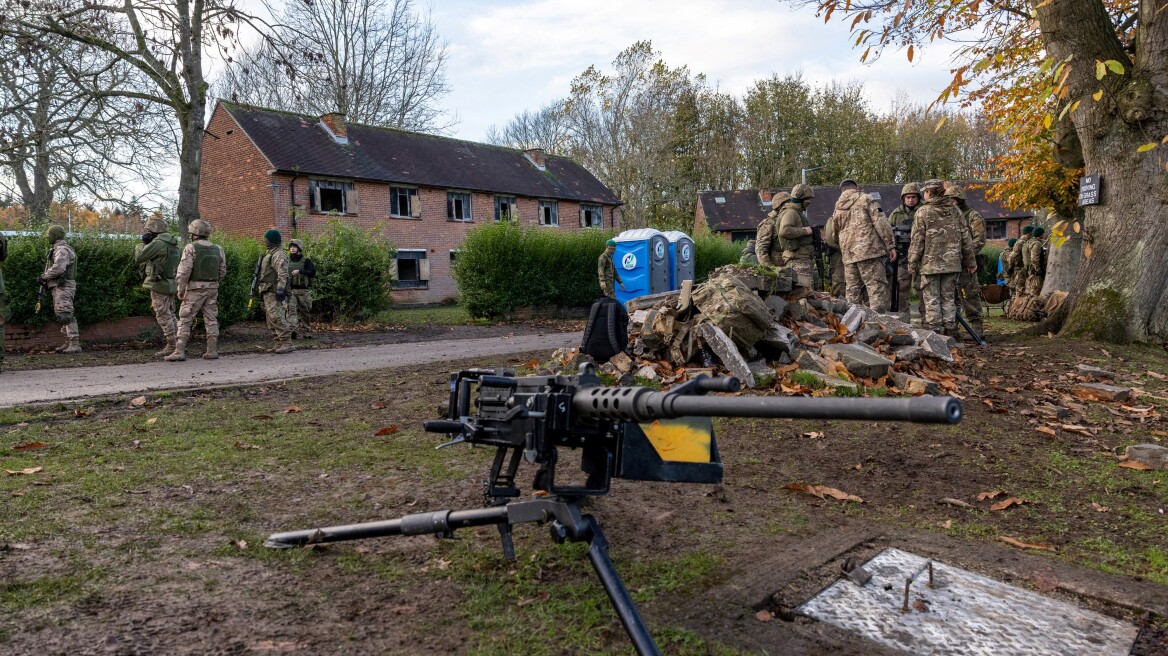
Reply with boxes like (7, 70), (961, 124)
(796, 548), (1138, 655)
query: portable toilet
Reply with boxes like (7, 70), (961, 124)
(613, 228), (670, 306)
(661, 230), (695, 290)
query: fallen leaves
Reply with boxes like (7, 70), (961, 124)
(939, 497), (973, 508)
(13, 442), (48, 451)
(990, 497), (1029, 512)
(130, 396), (147, 407)
(754, 609), (774, 622)
(1118, 460), (1153, 470)
(146, 418), (158, 425)
(977, 490), (1005, 501)
(1000, 536), (1057, 552)
(370, 401), (387, 410)
(374, 425), (399, 436)
(1090, 502), (1111, 513)
(283, 406), (302, 414)
(516, 591), (549, 607)
(785, 482), (863, 503)
(800, 431), (824, 439)
(5, 467), (43, 476)
(234, 441), (261, 450)
(1036, 426), (1058, 436)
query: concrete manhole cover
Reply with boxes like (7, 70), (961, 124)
(797, 548), (1138, 655)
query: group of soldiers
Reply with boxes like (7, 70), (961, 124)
(743, 178), (992, 339)
(997, 224), (1048, 319)
(0, 219), (315, 373)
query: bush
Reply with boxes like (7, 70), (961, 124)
(693, 233), (743, 283)
(297, 220), (395, 321)
(212, 233), (266, 326)
(979, 245), (1003, 285)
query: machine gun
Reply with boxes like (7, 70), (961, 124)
(810, 225), (829, 292)
(266, 365), (962, 655)
(247, 254), (263, 310)
(889, 222), (913, 312)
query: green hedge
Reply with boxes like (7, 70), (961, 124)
(979, 245), (1003, 285)
(693, 233), (743, 283)
(296, 221), (395, 321)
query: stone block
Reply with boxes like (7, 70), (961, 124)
(821, 343), (893, 379)
(697, 322), (755, 388)
(801, 326), (837, 343)
(807, 296), (831, 312)
(635, 365), (659, 381)
(890, 371), (940, 395)
(629, 310), (648, 326)
(912, 330), (955, 362)
(888, 332), (915, 346)
(855, 327), (885, 345)
(1073, 382), (1132, 402)
(765, 295), (789, 321)
(1124, 444), (1168, 470)
(830, 299), (851, 315)
(1077, 364), (1117, 381)
(609, 352), (634, 373)
(892, 345), (929, 363)
(795, 349), (832, 374)
(756, 324), (798, 357)
(626, 290), (681, 312)
(747, 359), (776, 387)
(808, 371), (863, 394)
(841, 305), (867, 334)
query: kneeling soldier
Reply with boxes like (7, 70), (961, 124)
(259, 229), (295, 354)
(39, 224), (81, 354)
(166, 220), (226, 361)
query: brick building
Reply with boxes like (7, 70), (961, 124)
(199, 102), (622, 303)
(694, 184), (1032, 248)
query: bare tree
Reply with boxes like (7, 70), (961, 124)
(485, 103), (570, 154)
(0, 32), (173, 224)
(217, 0), (453, 132)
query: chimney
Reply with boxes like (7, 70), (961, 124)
(320, 112), (348, 143)
(524, 148), (547, 171)
(758, 188), (776, 205)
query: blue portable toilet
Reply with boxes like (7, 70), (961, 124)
(661, 230), (695, 290)
(614, 228), (670, 306)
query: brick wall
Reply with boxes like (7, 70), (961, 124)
(4, 317), (160, 352)
(199, 105), (278, 235)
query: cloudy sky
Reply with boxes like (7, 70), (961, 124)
(429, 0), (962, 142)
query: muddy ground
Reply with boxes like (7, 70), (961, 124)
(1, 326), (1166, 655)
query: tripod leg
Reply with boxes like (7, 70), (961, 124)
(582, 516), (662, 656)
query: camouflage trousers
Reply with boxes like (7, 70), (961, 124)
(958, 271), (983, 324)
(894, 262), (921, 321)
(263, 292), (293, 342)
(285, 289), (313, 334)
(784, 253), (816, 289)
(844, 258), (890, 312)
(921, 273), (960, 331)
(51, 282), (80, 339)
(829, 253), (846, 298)
(1025, 272), (1045, 296)
(151, 291), (177, 342)
(601, 285), (616, 299)
(175, 287), (220, 343)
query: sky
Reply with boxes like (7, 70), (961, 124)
(429, 0), (963, 142)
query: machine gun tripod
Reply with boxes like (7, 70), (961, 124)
(266, 365), (962, 655)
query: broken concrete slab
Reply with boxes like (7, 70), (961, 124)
(855, 327), (885, 345)
(747, 359), (776, 387)
(821, 343), (894, 379)
(829, 299), (851, 315)
(888, 332), (916, 347)
(795, 349), (832, 375)
(629, 309), (648, 326)
(841, 305), (866, 334)
(801, 325), (838, 343)
(756, 324), (798, 357)
(1035, 405), (1072, 420)
(634, 365), (659, 381)
(892, 345), (930, 363)
(890, 371), (940, 396)
(625, 290), (680, 312)
(1076, 364), (1117, 381)
(697, 322), (755, 388)
(608, 351), (633, 373)
(765, 295), (789, 321)
(912, 330), (955, 362)
(1124, 444), (1168, 470)
(1073, 382), (1132, 402)
(807, 371), (863, 394)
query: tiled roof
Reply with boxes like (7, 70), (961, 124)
(221, 102), (622, 205)
(699, 184), (1033, 231)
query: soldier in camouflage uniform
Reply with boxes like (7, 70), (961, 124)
(286, 240), (316, 338)
(1000, 238), (1017, 284)
(777, 186), (816, 287)
(259, 229), (295, 353)
(946, 184), (987, 337)
(822, 214), (847, 298)
(738, 239), (758, 265)
(134, 216), (181, 356)
(39, 224), (82, 354)
(598, 239), (625, 298)
(166, 219), (226, 362)
(888, 182), (921, 322)
(833, 179), (896, 311)
(907, 180), (976, 334)
(1025, 226), (1047, 296)
(0, 232), (8, 372)
(1009, 226), (1033, 294)
(753, 191), (790, 269)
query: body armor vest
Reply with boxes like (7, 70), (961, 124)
(191, 241), (220, 281)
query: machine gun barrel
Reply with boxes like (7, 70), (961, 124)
(574, 385), (960, 424)
(265, 505), (511, 548)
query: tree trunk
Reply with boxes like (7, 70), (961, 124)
(1037, 0), (1168, 343)
(1041, 211), (1084, 295)
(175, 105), (204, 239)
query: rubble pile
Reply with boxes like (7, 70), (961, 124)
(596, 265), (966, 396)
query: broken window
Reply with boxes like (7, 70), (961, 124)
(495, 196), (517, 222)
(447, 192), (472, 222)
(986, 219), (1008, 240)
(391, 187), (420, 218)
(580, 204), (603, 228)
(539, 200), (558, 226)
(309, 179), (357, 214)
(392, 249), (429, 289)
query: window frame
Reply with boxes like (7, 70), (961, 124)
(392, 248), (429, 289)
(308, 178), (357, 215)
(580, 203), (603, 228)
(390, 186), (421, 219)
(494, 195), (518, 222)
(446, 191), (473, 222)
(538, 200), (559, 227)
(986, 219), (1008, 240)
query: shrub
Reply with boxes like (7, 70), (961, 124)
(693, 233), (743, 283)
(212, 232), (266, 326)
(297, 220), (395, 321)
(979, 245), (1003, 285)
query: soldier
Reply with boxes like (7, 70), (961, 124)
(777, 186), (816, 287)
(738, 239), (758, 265)
(286, 239), (316, 339)
(754, 199), (784, 268)
(1025, 226), (1047, 296)
(166, 219), (226, 362)
(598, 239), (626, 298)
(38, 224), (81, 354)
(134, 216), (181, 356)
(946, 184), (987, 337)
(833, 179), (896, 311)
(822, 214), (847, 298)
(888, 182), (921, 322)
(259, 229), (295, 353)
(907, 180), (976, 335)
(1010, 226), (1034, 294)
(1000, 238), (1017, 285)
(0, 231), (8, 372)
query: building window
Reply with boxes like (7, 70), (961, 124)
(309, 179), (357, 214)
(580, 203), (603, 228)
(449, 249), (461, 266)
(495, 196), (517, 222)
(447, 192), (472, 222)
(730, 231), (754, 242)
(986, 219), (1008, 240)
(393, 249), (429, 289)
(391, 187), (420, 218)
(539, 200), (558, 226)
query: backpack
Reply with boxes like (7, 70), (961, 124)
(581, 297), (629, 363)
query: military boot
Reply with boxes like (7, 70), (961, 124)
(54, 325), (69, 352)
(202, 337), (219, 360)
(154, 338), (177, 357)
(273, 340), (296, 355)
(60, 337), (82, 354)
(164, 340), (187, 362)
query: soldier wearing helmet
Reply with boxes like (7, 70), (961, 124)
(286, 239), (316, 339)
(777, 185), (817, 288)
(754, 190), (790, 268)
(166, 219), (226, 362)
(945, 183), (987, 338)
(37, 224), (82, 354)
(832, 179), (897, 312)
(134, 215), (181, 356)
(888, 182), (922, 322)
(907, 180), (976, 335)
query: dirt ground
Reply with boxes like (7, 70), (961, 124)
(1, 324), (1166, 655)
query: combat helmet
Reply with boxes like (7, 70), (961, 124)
(188, 219), (212, 238)
(900, 182), (920, 198)
(921, 179), (946, 194)
(791, 184), (815, 200)
(770, 191), (792, 210)
(945, 184), (967, 201)
(45, 224), (66, 243)
(144, 216), (168, 234)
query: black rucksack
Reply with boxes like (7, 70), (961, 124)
(581, 297), (629, 363)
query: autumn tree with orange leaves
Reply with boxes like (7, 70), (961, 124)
(793, 0), (1166, 343)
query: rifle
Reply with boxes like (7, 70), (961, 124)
(266, 364), (962, 655)
(809, 225), (828, 291)
(35, 245), (53, 314)
(247, 254), (263, 310)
